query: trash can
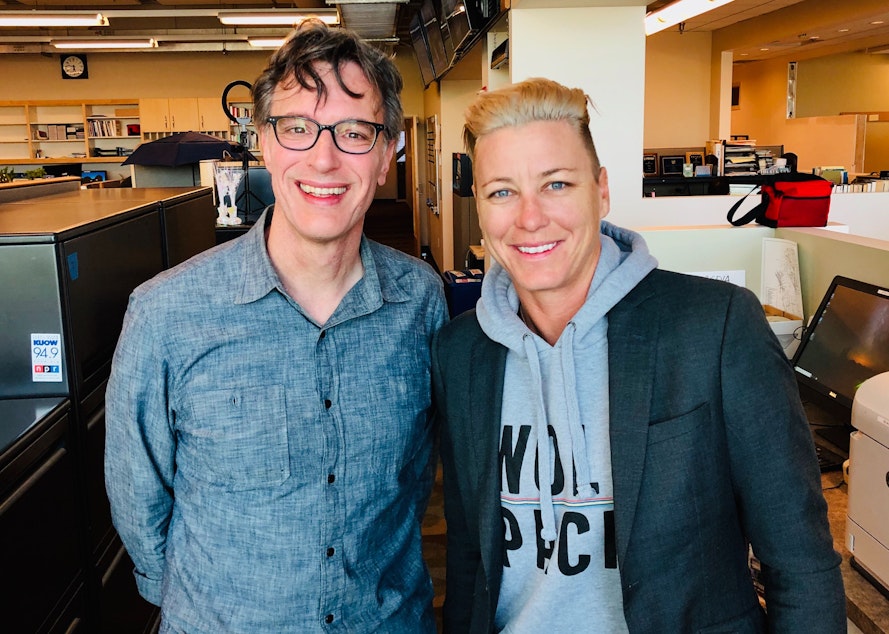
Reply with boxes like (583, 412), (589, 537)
(442, 269), (484, 318)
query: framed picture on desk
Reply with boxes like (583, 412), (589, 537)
(685, 151), (705, 168)
(643, 153), (658, 177)
(660, 155), (685, 177)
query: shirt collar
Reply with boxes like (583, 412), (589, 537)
(235, 207), (281, 306)
(234, 206), (412, 318)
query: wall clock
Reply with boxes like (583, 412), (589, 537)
(61, 54), (88, 80)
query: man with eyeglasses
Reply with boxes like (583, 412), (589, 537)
(105, 20), (447, 633)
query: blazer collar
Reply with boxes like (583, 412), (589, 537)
(607, 276), (659, 567)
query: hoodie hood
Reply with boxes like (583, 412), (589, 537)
(477, 220), (657, 544)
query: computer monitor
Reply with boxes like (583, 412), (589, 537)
(409, 12), (436, 88)
(43, 163), (82, 178)
(791, 275), (889, 451)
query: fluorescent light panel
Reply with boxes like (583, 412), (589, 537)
(0, 12), (108, 27)
(645, 0), (736, 36)
(248, 37), (286, 48)
(52, 38), (158, 49)
(218, 11), (339, 26)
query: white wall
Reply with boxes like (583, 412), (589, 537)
(509, 5), (647, 215)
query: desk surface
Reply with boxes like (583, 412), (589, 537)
(822, 471), (889, 633)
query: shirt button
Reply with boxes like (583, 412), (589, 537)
(326, 547), (335, 557)
(327, 473), (335, 484)
(325, 614), (334, 624)
(324, 399), (332, 409)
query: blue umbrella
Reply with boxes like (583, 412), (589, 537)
(122, 131), (254, 167)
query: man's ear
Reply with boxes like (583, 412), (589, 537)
(377, 139), (397, 186)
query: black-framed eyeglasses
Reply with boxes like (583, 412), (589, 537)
(266, 116), (386, 155)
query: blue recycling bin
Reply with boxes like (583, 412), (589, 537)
(443, 269), (484, 318)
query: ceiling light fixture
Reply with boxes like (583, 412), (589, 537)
(52, 38), (158, 50)
(0, 12), (108, 27)
(248, 37), (286, 48)
(218, 10), (339, 26)
(645, 0), (736, 36)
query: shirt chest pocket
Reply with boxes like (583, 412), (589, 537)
(176, 385), (291, 490)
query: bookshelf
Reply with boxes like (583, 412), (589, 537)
(29, 104), (86, 161)
(85, 103), (141, 159)
(227, 101), (259, 153)
(0, 105), (29, 161)
(0, 100), (142, 163)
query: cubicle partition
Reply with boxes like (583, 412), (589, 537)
(0, 186), (215, 631)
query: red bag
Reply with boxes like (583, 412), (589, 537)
(727, 173), (833, 228)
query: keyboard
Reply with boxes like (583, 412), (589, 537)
(815, 443), (845, 472)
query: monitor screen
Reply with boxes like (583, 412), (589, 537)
(421, 0), (450, 78)
(792, 276), (889, 413)
(409, 13), (436, 88)
(43, 163), (82, 178)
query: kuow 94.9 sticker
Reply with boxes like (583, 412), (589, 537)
(31, 333), (63, 382)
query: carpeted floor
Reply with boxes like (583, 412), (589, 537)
(422, 468), (447, 631)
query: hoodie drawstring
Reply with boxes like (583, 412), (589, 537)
(560, 324), (594, 499)
(522, 333), (558, 547)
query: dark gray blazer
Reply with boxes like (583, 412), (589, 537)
(432, 269), (845, 633)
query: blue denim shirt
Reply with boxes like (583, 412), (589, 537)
(105, 209), (447, 633)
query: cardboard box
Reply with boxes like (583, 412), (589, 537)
(763, 304), (803, 358)
(115, 107), (139, 117)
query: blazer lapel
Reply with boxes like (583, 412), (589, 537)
(608, 279), (659, 567)
(469, 332), (507, 591)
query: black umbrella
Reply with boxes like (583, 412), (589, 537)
(122, 131), (255, 167)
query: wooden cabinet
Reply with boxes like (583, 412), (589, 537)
(139, 98), (172, 133)
(197, 97), (231, 135)
(140, 98), (199, 133)
(141, 97), (229, 136)
(168, 98), (200, 132)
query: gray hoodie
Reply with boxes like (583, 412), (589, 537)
(476, 221), (657, 632)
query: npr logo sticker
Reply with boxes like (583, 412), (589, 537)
(31, 333), (63, 383)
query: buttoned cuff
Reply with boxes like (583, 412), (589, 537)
(134, 569), (163, 607)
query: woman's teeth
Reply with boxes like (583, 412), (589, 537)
(517, 242), (556, 254)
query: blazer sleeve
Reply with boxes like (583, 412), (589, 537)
(719, 285), (845, 633)
(432, 314), (490, 634)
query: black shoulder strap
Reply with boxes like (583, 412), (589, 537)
(727, 185), (764, 226)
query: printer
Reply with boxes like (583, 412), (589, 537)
(846, 372), (889, 595)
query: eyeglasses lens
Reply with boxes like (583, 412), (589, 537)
(273, 117), (379, 154)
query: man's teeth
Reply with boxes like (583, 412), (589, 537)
(300, 183), (347, 196)
(517, 242), (556, 254)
